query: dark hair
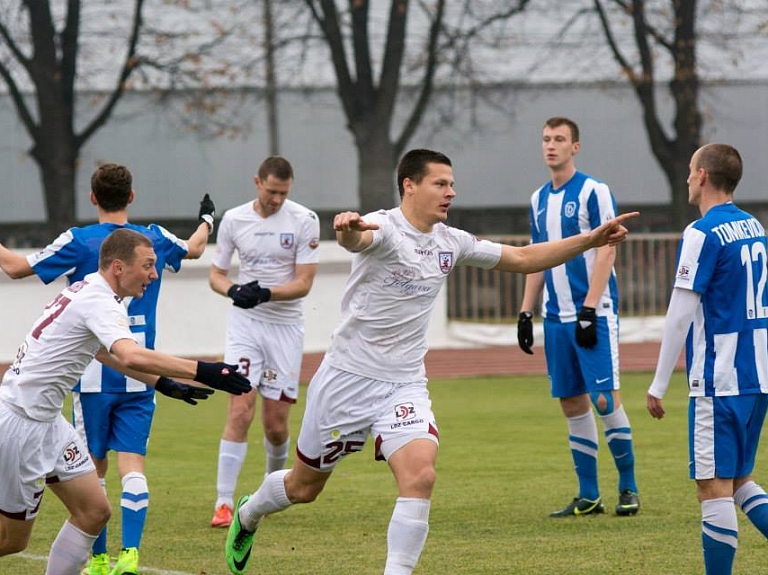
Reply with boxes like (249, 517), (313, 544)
(99, 228), (152, 271)
(258, 156), (294, 181)
(695, 144), (743, 194)
(396, 149), (452, 198)
(544, 116), (580, 143)
(91, 163), (133, 212)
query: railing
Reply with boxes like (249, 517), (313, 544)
(447, 233), (680, 321)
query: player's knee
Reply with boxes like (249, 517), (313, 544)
(78, 499), (111, 533)
(287, 481), (324, 504)
(263, 425), (289, 445)
(590, 391), (614, 415)
(399, 465), (436, 497)
(0, 534), (29, 556)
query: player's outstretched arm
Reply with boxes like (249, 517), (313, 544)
(100, 340), (252, 395)
(0, 242), (35, 279)
(495, 211), (639, 274)
(334, 211), (379, 252)
(95, 347), (215, 405)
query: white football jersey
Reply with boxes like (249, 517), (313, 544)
(0, 272), (135, 421)
(213, 199), (320, 323)
(325, 208), (502, 382)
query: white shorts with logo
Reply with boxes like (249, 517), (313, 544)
(0, 400), (94, 521)
(225, 316), (304, 403)
(296, 360), (439, 471)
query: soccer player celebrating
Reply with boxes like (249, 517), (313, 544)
(0, 163), (216, 575)
(223, 148), (638, 575)
(0, 228), (252, 575)
(647, 144), (768, 575)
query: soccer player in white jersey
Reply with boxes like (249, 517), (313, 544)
(222, 148), (638, 575)
(647, 144), (768, 575)
(517, 117), (640, 517)
(0, 228), (251, 575)
(0, 163), (216, 575)
(208, 156), (320, 528)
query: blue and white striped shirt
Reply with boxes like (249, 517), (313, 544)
(529, 170), (619, 322)
(674, 202), (768, 397)
(27, 222), (188, 393)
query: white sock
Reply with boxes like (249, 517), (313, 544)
(45, 520), (97, 575)
(216, 439), (248, 508)
(384, 498), (431, 575)
(264, 437), (290, 475)
(239, 469), (291, 531)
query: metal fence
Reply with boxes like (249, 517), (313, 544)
(447, 233), (680, 321)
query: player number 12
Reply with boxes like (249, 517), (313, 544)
(741, 242), (768, 320)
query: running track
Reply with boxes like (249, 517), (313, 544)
(0, 342), (675, 384)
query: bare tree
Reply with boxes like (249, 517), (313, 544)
(0, 1), (146, 235)
(303, 0), (532, 213)
(593, 0), (701, 230)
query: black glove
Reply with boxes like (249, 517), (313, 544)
(227, 280), (272, 309)
(517, 311), (534, 355)
(575, 306), (598, 348)
(154, 376), (214, 405)
(194, 361), (252, 395)
(198, 193), (215, 235)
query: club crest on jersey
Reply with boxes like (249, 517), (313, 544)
(677, 265), (690, 281)
(438, 251), (454, 274)
(564, 201), (577, 218)
(280, 233), (294, 249)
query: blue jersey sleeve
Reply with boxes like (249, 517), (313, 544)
(28, 229), (94, 284)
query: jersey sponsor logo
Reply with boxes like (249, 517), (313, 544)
(309, 237), (320, 249)
(128, 315), (146, 326)
(414, 248), (433, 256)
(395, 402), (416, 421)
(280, 233), (294, 249)
(390, 402), (424, 430)
(62, 441), (84, 466)
(262, 368), (278, 383)
(438, 251), (454, 274)
(383, 269), (432, 296)
(564, 201), (577, 218)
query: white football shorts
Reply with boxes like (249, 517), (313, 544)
(296, 360), (439, 471)
(224, 316), (303, 403)
(0, 400), (95, 521)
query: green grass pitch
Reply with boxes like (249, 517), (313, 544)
(6, 372), (768, 574)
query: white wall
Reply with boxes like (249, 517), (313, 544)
(0, 241), (452, 362)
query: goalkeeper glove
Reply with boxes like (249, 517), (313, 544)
(154, 376), (214, 405)
(193, 361), (252, 395)
(575, 306), (598, 348)
(198, 193), (215, 235)
(227, 280), (272, 309)
(517, 311), (534, 355)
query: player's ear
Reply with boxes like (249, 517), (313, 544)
(572, 141), (581, 155)
(127, 190), (135, 205)
(90, 191), (98, 206)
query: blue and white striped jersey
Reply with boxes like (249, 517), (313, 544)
(674, 202), (768, 397)
(529, 170), (619, 322)
(26, 222), (188, 393)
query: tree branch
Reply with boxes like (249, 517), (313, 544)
(76, 0), (146, 146)
(395, 0), (444, 154)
